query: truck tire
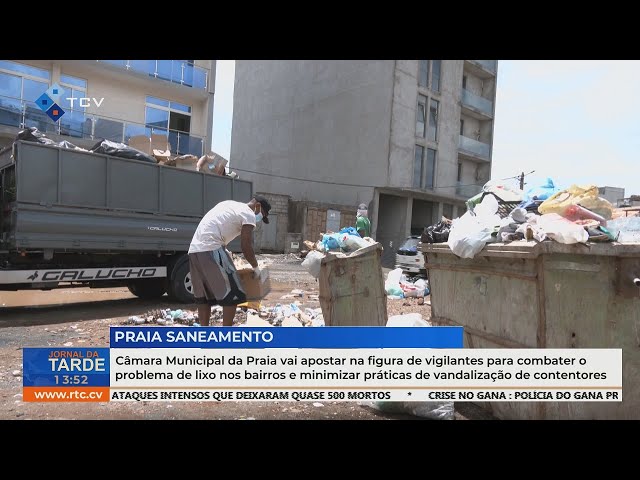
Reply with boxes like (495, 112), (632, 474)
(128, 278), (167, 299)
(168, 255), (195, 304)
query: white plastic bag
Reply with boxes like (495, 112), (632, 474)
(448, 195), (501, 259)
(384, 268), (404, 296)
(537, 213), (588, 244)
(341, 234), (370, 251)
(301, 250), (324, 279)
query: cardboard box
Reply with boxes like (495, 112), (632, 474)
(175, 154), (199, 170)
(150, 134), (171, 163)
(128, 135), (152, 156)
(197, 153), (228, 175)
(237, 268), (271, 301)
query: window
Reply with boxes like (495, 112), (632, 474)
(414, 145), (436, 190)
(145, 96), (192, 134)
(418, 60), (430, 89)
(0, 61), (50, 81)
(413, 145), (424, 189)
(418, 60), (441, 93)
(60, 74), (87, 89)
(460, 119), (464, 135)
(0, 61), (51, 131)
(416, 94), (427, 137)
(144, 95), (193, 155)
(428, 99), (439, 142)
(59, 74), (88, 138)
(425, 148), (436, 188)
(432, 60), (441, 92)
(457, 162), (463, 182)
(417, 95), (438, 142)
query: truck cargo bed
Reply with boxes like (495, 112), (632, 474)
(1, 141), (251, 252)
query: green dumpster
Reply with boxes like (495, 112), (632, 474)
(422, 240), (640, 420)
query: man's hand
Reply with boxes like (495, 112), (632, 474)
(252, 265), (262, 280)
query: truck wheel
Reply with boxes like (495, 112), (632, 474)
(168, 256), (195, 304)
(128, 278), (167, 299)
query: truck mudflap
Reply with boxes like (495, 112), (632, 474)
(0, 266), (167, 284)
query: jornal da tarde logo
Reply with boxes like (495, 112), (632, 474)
(35, 83), (66, 122)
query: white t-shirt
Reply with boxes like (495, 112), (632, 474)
(188, 200), (256, 253)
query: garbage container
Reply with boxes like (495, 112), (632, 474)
(422, 240), (640, 420)
(319, 243), (388, 326)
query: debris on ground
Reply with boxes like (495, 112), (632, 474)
(121, 304), (325, 327)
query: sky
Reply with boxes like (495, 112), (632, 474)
(211, 60), (640, 197)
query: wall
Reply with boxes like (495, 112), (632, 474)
(600, 187), (625, 205)
(230, 61), (394, 207)
(253, 192), (290, 253)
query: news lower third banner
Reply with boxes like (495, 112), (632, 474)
(23, 327), (623, 402)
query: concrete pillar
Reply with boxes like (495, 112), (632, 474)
(52, 63), (61, 84)
(405, 195), (413, 237)
(205, 60), (216, 154)
(371, 189), (380, 239)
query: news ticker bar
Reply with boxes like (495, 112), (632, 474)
(23, 336), (622, 403)
(23, 388), (621, 403)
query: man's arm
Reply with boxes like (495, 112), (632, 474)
(240, 224), (258, 269)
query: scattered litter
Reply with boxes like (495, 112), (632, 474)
(63, 342), (73, 347)
(313, 402), (324, 407)
(282, 317), (303, 327)
(12, 370), (21, 377)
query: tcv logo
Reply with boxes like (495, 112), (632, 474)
(148, 226), (178, 232)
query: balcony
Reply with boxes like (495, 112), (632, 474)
(464, 60), (497, 78)
(461, 88), (493, 119)
(0, 94), (204, 157)
(97, 60), (208, 90)
(458, 135), (491, 163)
(456, 182), (482, 199)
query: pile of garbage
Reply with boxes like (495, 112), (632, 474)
(301, 227), (379, 279)
(13, 127), (241, 177)
(122, 304), (325, 328)
(384, 268), (429, 299)
(424, 178), (637, 259)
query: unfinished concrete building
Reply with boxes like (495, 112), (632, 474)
(230, 60), (498, 264)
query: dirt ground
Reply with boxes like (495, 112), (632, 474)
(0, 255), (494, 421)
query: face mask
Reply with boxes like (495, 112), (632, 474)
(357, 209), (367, 217)
(255, 212), (263, 223)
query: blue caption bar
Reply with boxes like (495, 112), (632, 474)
(110, 326), (463, 349)
(23, 348), (110, 387)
